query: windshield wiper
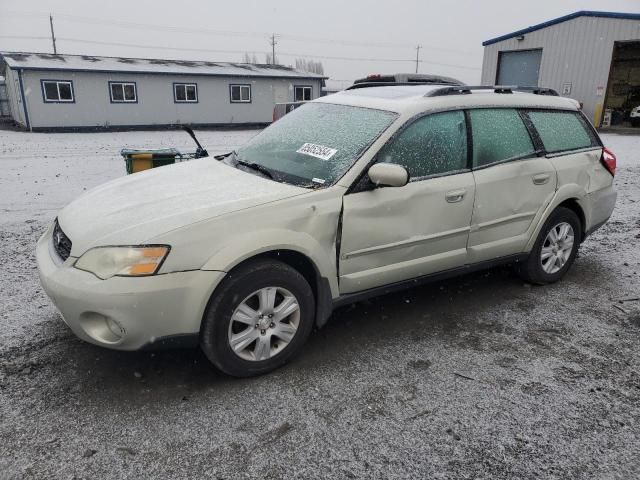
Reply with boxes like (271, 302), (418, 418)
(235, 158), (275, 180)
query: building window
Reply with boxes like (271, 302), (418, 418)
(41, 80), (74, 103)
(174, 83), (198, 103)
(294, 85), (312, 101)
(109, 82), (137, 103)
(230, 84), (251, 103)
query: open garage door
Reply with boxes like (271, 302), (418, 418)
(603, 41), (640, 128)
(496, 49), (542, 86)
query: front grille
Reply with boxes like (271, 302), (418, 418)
(52, 219), (72, 261)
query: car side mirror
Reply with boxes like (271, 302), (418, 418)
(367, 163), (409, 188)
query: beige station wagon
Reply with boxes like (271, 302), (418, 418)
(37, 84), (617, 377)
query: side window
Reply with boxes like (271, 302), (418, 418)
(527, 111), (597, 153)
(376, 110), (467, 179)
(469, 108), (535, 168)
(230, 84), (251, 103)
(174, 83), (198, 103)
(109, 82), (137, 103)
(41, 80), (74, 103)
(294, 86), (312, 101)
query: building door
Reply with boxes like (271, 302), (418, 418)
(497, 49), (543, 86)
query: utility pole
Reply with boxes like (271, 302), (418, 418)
(49, 14), (57, 55)
(269, 33), (277, 65)
(415, 45), (421, 74)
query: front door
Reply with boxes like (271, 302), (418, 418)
(339, 110), (475, 294)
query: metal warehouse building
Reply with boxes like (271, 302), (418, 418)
(481, 11), (640, 129)
(0, 52), (325, 131)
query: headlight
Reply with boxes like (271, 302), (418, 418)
(74, 245), (170, 279)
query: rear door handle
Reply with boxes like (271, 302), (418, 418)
(532, 173), (551, 185)
(445, 189), (466, 203)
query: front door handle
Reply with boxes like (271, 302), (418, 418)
(532, 173), (551, 185)
(445, 189), (466, 203)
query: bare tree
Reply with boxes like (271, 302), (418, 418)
(265, 53), (279, 65)
(295, 59), (324, 74)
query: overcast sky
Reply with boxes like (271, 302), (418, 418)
(2, 0), (640, 85)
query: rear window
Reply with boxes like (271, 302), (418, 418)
(528, 111), (598, 153)
(469, 108), (535, 168)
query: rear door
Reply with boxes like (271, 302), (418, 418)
(467, 108), (557, 263)
(339, 110), (475, 294)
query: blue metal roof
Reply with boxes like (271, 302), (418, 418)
(482, 10), (640, 46)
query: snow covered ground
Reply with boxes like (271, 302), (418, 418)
(0, 128), (260, 224)
(0, 129), (639, 479)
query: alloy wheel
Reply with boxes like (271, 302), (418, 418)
(540, 222), (575, 274)
(227, 286), (300, 361)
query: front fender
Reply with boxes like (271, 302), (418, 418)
(200, 228), (339, 298)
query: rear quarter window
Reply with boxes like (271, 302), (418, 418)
(527, 111), (598, 153)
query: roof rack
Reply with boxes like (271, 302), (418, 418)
(346, 80), (462, 90)
(426, 85), (559, 97)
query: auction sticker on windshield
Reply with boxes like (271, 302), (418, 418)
(296, 143), (338, 161)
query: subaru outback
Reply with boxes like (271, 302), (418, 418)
(37, 84), (617, 377)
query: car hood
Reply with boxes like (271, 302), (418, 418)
(58, 158), (308, 256)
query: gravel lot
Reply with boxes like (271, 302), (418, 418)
(1, 129), (639, 479)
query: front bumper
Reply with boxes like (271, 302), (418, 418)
(36, 224), (225, 351)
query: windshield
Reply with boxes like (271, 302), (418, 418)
(236, 102), (397, 186)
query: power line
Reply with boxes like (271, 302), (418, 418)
(1, 9), (476, 55)
(0, 35), (50, 41)
(0, 35), (481, 70)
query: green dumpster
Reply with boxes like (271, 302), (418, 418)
(121, 148), (182, 174)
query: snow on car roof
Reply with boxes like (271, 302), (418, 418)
(0, 52), (327, 79)
(315, 84), (580, 116)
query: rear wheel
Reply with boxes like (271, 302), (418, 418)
(200, 259), (315, 377)
(518, 207), (582, 285)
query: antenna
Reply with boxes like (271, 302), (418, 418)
(49, 14), (57, 54)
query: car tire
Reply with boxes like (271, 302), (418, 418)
(518, 207), (582, 285)
(200, 259), (315, 377)
(632, 119), (640, 127)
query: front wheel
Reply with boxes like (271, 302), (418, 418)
(518, 207), (582, 285)
(200, 259), (315, 377)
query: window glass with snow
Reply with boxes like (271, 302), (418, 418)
(470, 108), (535, 168)
(376, 110), (467, 178)
(527, 111), (597, 153)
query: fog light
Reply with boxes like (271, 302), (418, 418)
(106, 317), (125, 338)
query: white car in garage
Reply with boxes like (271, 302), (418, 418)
(37, 83), (617, 377)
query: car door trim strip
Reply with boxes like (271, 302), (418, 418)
(342, 226), (471, 259)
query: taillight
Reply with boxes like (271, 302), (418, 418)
(601, 147), (616, 176)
